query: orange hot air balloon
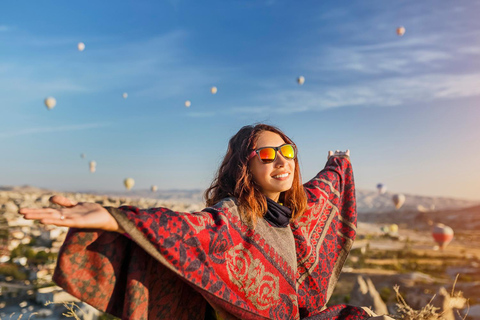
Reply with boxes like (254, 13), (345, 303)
(151, 185), (158, 192)
(396, 26), (406, 36)
(432, 223), (454, 250)
(185, 100), (191, 108)
(210, 86), (218, 94)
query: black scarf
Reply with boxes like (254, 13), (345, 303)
(264, 197), (292, 228)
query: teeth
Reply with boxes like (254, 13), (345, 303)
(273, 173), (289, 179)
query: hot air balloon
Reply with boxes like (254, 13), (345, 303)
(432, 223), (454, 250)
(44, 97), (56, 110)
(89, 161), (96, 173)
(151, 185), (158, 192)
(389, 224), (398, 234)
(392, 194), (405, 209)
(376, 183), (387, 195)
(77, 42), (85, 51)
(122, 92), (128, 99)
(297, 76), (305, 85)
(210, 86), (218, 94)
(185, 100), (191, 108)
(396, 26), (406, 36)
(80, 153), (85, 159)
(124, 178), (135, 190)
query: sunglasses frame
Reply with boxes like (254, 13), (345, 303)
(248, 143), (297, 163)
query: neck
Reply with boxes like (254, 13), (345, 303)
(265, 192), (281, 203)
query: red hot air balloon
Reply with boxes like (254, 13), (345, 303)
(432, 223), (454, 250)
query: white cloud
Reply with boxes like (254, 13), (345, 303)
(0, 30), (224, 104)
(241, 2), (479, 116)
(0, 122), (111, 139)
(224, 72), (480, 115)
(458, 46), (480, 55)
(186, 112), (216, 118)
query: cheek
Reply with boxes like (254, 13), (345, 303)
(289, 163), (296, 182)
(249, 163), (272, 186)
(249, 163), (263, 184)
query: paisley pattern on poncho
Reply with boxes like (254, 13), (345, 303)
(53, 156), (371, 319)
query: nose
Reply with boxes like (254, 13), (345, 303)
(274, 151), (288, 167)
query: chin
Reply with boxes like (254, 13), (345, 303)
(277, 182), (294, 193)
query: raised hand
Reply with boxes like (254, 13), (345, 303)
(328, 149), (350, 160)
(18, 195), (123, 233)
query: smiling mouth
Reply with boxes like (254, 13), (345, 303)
(272, 173), (289, 179)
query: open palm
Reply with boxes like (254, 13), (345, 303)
(18, 195), (122, 232)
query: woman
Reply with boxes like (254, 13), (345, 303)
(19, 124), (388, 320)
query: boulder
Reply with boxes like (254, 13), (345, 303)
(2, 201), (18, 213)
(350, 275), (389, 316)
(431, 287), (467, 320)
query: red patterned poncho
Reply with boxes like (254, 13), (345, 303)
(53, 156), (372, 319)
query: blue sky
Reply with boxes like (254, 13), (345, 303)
(1, 1), (480, 200)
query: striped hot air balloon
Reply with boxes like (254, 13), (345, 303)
(432, 223), (454, 250)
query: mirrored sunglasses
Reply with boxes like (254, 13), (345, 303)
(248, 144), (297, 164)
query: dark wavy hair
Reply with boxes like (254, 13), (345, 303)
(204, 124), (307, 226)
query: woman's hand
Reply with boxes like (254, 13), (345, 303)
(328, 149), (350, 160)
(18, 195), (124, 233)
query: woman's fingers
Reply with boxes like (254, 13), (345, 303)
(328, 149), (350, 158)
(19, 207), (59, 216)
(39, 217), (76, 227)
(50, 195), (78, 207)
(18, 199), (119, 231)
(19, 208), (63, 221)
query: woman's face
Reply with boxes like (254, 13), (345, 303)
(248, 131), (295, 202)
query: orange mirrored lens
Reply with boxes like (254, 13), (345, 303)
(280, 145), (295, 159)
(258, 148), (276, 162)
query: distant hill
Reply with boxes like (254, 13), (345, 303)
(1, 185), (478, 213)
(355, 189), (479, 213)
(81, 189), (205, 204)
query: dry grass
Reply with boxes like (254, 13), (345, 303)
(44, 301), (84, 319)
(394, 275), (469, 320)
(0, 312), (37, 320)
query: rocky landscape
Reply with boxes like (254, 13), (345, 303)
(1, 185), (479, 319)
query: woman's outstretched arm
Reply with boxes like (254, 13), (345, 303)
(18, 195), (125, 233)
(293, 150), (356, 316)
(302, 149), (351, 204)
